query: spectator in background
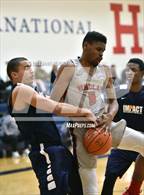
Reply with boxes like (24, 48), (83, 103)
(110, 64), (120, 88)
(0, 76), (12, 104)
(0, 77), (12, 90)
(0, 114), (20, 158)
(121, 68), (128, 84)
(34, 60), (49, 80)
(34, 60), (50, 94)
(50, 64), (57, 91)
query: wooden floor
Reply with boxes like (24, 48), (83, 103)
(0, 156), (143, 195)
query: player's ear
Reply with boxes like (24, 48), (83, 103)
(83, 42), (88, 49)
(11, 71), (18, 79)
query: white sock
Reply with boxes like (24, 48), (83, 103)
(79, 167), (98, 195)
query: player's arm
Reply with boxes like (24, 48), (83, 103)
(12, 84), (97, 123)
(105, 76), (119, 120)
(97, 66), (118, 129)
(50, 63), (75, 102)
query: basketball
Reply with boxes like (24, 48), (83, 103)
(83, 127), (112, 155)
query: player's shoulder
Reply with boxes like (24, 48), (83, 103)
(13, 83), (35, 94)
(59, 59), (76, 69)
(57, 59), (76, 78)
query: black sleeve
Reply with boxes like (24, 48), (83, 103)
(113, 98), (122, 122)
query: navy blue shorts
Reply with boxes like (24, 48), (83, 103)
(105, 148), (138, 178)
(29, 145), (83, 195)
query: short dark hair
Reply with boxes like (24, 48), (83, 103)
(128, 58), (144, 71)
(82, 31), (107, 47)
(7, 57), (28, 79)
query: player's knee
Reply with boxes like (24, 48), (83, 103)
(111, 119), (126, 147)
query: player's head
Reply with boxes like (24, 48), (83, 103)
(7, 57), (34, 85)
(127, 58), (144, 84)
(82, 31), (107, 67)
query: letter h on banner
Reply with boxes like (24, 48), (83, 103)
(110, 3), (142, 54)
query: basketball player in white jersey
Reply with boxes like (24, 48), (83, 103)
(50, 31), (144, 195)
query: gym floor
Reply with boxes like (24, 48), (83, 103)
(1, 155), (143, 195)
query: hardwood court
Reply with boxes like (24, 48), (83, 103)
(0, 156), (143, 195)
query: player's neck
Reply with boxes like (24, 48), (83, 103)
(79, 57), (96, 76)
(130, 82), (143, 93)
(79, 57), (91, 68)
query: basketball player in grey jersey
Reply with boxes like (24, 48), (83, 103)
(51, 31), (144, 195)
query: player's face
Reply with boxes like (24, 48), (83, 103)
(84, 41), (106, 67)
(126, 63), (143, 84)
(16, 60), (34, 84)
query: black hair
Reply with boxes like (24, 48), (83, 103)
(82, 31), (107, 47)
(128, 58), (144, 71)
(7, 57), (28, 79)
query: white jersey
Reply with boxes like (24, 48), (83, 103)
(65, 58), (107, 114)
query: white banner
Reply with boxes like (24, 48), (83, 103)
(0, 0), (143, 79)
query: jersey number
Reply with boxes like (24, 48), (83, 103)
(88, 91), (96, 106)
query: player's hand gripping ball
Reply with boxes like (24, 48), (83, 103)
(83, 127), (112, 155)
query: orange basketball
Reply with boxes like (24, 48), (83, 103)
(83, 127), (112, 155)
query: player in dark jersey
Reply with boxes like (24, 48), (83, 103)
(7, 57), (97, 195)
(101, 58), (144, 195)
